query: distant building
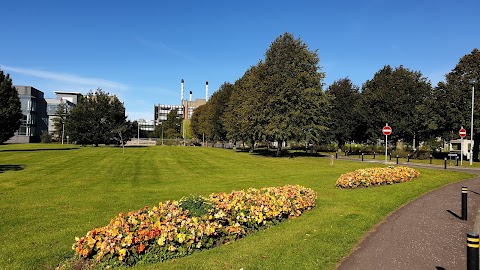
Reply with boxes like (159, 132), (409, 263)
(154, 79), (208, 125)
(5, 86), (82, 143)
(137, 119), (155, 132)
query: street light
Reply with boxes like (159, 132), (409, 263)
(471, 78), (477, 165)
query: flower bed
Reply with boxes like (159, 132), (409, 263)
(336, 166), (420, 188)
(69, 185), (316, 268)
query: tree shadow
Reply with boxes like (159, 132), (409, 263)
(249, 149), (328, 158)
(446, 210), (462, 220)
(0, 164), (25, 173)
(0, 147), (79, 152)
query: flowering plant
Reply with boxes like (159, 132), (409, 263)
(69, 185), (316, 268)
(336, 166), (420, 189)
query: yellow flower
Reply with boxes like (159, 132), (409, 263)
(157, 236), (166, 246)
(176, 233), (186, 243)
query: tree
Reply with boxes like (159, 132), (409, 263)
(157, 110), (182, 139)
(359, 65), (433, 147)
(437, 48), (480, 159)
(224, 63), (265, 149)
(52, 102), (68, 141)
(190, 104), (211, 142)
(205, 82), (234, 141)
(261, 32), (330, 155)
(0, 69), (21, 143)
(65, 89), (127, 146)
(325, 78), (361, 148)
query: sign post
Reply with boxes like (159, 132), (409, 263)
(383, 124), (392, 165)
(460, 127), (467, 165)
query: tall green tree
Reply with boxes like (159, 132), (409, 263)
(326, 78), (361, 148)
(261, 32), (330, 155)
(0, 69), (21, 143)
(206, 82), (234, 141)
(359, 65), (432, 146)
(190, 104), (211, 141)
(437, 48), (480, 159)
(224, 63), (265, 148)
(65, 89), (127, 146)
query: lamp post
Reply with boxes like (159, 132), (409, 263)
(137, 121), (140, 145)
(471, 79), (477, 165)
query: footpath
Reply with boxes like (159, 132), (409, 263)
(333, 155), (480, 270)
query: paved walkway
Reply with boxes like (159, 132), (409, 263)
(334, 155), (480, 269)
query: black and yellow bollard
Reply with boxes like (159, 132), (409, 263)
(462, 186), (468, 221)
(430, 155), (433, 164)
(373, 152), (375, 159)
(396, 155), (399, 165)
(467, 232), (479, 270)
(444, 157), (447, 169)
(361, 153), (364, 162)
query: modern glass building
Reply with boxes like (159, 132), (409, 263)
(6, 86), (48, 143)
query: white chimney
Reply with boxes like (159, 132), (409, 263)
(181, 79), (184, 103)
(189, 91), (192, 102)
(206, 81), (209, 102)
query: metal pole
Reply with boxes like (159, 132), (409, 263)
(161, 126), (163, 145)
(61, 121), (65, 145)
(385, 134), (388, 165)
(461, 135), (464, 166)
(467, 232), (479, 270)
(462, 186), (468, 221)
(137, 121), (140, 145)
(471, 85), (474, 166)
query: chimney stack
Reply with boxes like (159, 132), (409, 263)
(206, 81), (209, 102)
(181, 79), (184, 104)
(189, 91), (192, 102)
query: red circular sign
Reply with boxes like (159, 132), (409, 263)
(459, 128), (467, 138)
(383, 125), (392, 136)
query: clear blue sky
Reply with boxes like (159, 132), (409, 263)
(1, 0), (479, 121)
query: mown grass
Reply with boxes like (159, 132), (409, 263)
(0, 144), (474, 269)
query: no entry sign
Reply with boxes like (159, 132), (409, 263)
(459, 127), (467, 138)
(383, 125), (392, 136)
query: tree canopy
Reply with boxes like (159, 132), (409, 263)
(0, 69), (21, 143)
(65, 89), (128, 146)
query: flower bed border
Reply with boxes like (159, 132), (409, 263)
(336, 166), (420, 189)
(68, 185), (317, 268)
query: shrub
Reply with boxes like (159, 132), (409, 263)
(336, 166), (420, 189)
(66, 185), (317, 269)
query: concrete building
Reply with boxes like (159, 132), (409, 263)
(6, 86), (81, 143)
(154, 79), (208, 125)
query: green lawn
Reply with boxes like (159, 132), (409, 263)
(0, 144), (474, 269)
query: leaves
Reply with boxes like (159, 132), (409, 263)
(0, 69), (22, 143)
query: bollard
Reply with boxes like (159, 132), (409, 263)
(456, 156), (459, 166)
(390, 153), (392, 160)
(373, 152), (375, 159)
(444, 157), (447, 169)
(462, 186), (468, 221)
(407, 155), (410, 162)
(361, 153), (364, 162)
(396, 155), (399, 165)
(336, 152), (338, 159)
(430, 155), (432, 164)
(345, 151), (347, 156)
(467, 232), (479, 270)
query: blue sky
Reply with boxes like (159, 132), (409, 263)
(1, 0), (479, 121)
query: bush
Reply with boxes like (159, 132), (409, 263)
(336, 166), (420, 189)
(66, 185), (317, 269)
(40, 131), (52, 143)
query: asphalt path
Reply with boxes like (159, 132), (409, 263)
(333, 155), (480, 270)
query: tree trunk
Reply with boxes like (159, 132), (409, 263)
(276, 141), (282, 157)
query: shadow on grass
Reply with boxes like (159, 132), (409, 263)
(0, 147), (79, 152)
(0, 164), (25, 173)
(248, 149), (329, 158)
